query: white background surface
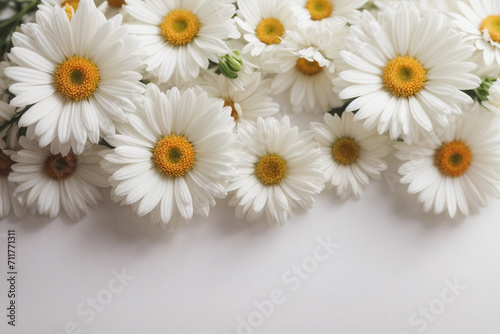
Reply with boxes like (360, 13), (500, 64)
(0, 146), (500, 334)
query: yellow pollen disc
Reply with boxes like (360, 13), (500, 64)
(108, 0), (126, 8)
(223, 99), (238, 122)
(255, 154), (288, 185)
(332, 137), (360, 165)
(61, 0), (79, 20)
(153, 135), (195, 177)
(434, 140), (472, 177)
(296, 58), (323, 76)
(160, 9), (200, 46)
(45, 152), (78, 180)
(55, 56), (100, 101)
(305, 0), (333, 21)
(256, 18), (285, 45)
(383, 56), (427, 97)
(480, 15), (500, 43)
(0, 152), (13, 177)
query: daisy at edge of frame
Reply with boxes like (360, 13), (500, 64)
(100, 84), (237, 229)
(4, 0), (144, 156)
(451, 0), (500, 68)
(333, 2), (480, 144)
(291, 0), (368, 27)
(0, 137), (25, 219)
(395, 104), (500, 218)
(199, 71), (280, 125)
(8, 137), (109, 220)
(228, 116), (325, 225)
(235, 0), (295, 59)
(124, 0), (240, 85)
(263, 21), (348, 114)
(310, 111), (391, 200)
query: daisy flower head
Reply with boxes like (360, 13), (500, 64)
(9, 137), (109, 220)
(199, 71), (279, 124)
(264, 22), (348, 114)
(291, 0), (368, 27)
(228, 117), (324, 225)
(395, 104), (500, 218)
(235, 0), (295, 58)
(0, 139), (25, 219)
(101, 84), (237, 229)
(310, 112), (391, 200)
(334, 3), (480, 143)
(125, 0), (240, 84)
(452, 0), (500, 67)
(482, 78), (500, 114)
(4, 0), (144, 156)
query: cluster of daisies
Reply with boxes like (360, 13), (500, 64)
(1, 0), (500, 228)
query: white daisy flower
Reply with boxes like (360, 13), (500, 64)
(228, 117), (324, 225)
(98, 0), (128, 19)
(9, 137), (109, 220)
(482, 78), (500, 114)
(124, 0), (239, 84)
(291, 0), (368, 26)
(310, 112), (391, 199)
(0, 60), (12, 103)
(0, 101), (20, 149)
(333, 3), (480, 143)
(101, 84), (237, 228)
(4, 0), (144, 156)
(395, 104), (500, 218)
(235, 0), (295, 58)
(264, 22), (348, 113)
(0, 139), (25, 219)
(452, 0), (500, 67)
(199, 71), (279, 124)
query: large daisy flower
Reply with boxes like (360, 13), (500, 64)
(310, 112), (391, 200)
(4, 0), (144, 156)
(9, 137), (109, 220)
(291, 0), (368, 26)
(395, 104), (500, 218)
(228, 117), (324, 225)
(125, 0), (239, 84)
(264, 23), (348, 113)
(451, 0), (500, 67)
(199, 71), (279, 124)
(101, 84), (237, 228)
(333, 3), (480, 143)
(235, 0), (295, 58)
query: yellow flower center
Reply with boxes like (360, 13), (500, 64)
(223, 99), (238, 122)
(305, 0), (333, 21)
(480, 15), (500, 43)
(255, 154), (287, 185)
(55, 56), (100, 101)
(108, 0), (126, 8)
(61, 0), (79, 20)
(0, 151), (13, 177)
(383, 56), (427, 97)
(332, 137), (359, 165)
(44, 152), (78, 180)
(434, 140), (472, 177)
(160, 9), (200, 46)
(256, 18), (285, 45)
(153, 135), (195, 177)
(296, 58), (323, 76)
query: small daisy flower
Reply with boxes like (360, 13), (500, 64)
(0, 60), (12, 103)
(235, 0), (295, 57)
(9, 137), (109, 220)
(265, 22), (348, 113)
(334, 3), (480, 143)
(199, 71), (279, 124)
(5, 0), (144, 155)
(228, 117), (324, 225)
(292, 0), (367, 26)
(98, 0), (127, 19)
(452, 0), (500, 67)
(482, 78), (500, 114)
(101, 84), (237, 228)
(125, 0), (239, 84)
(310, 112), (391, 199)
(0, 139), (25, 219)
(395, 104), (500, 218)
